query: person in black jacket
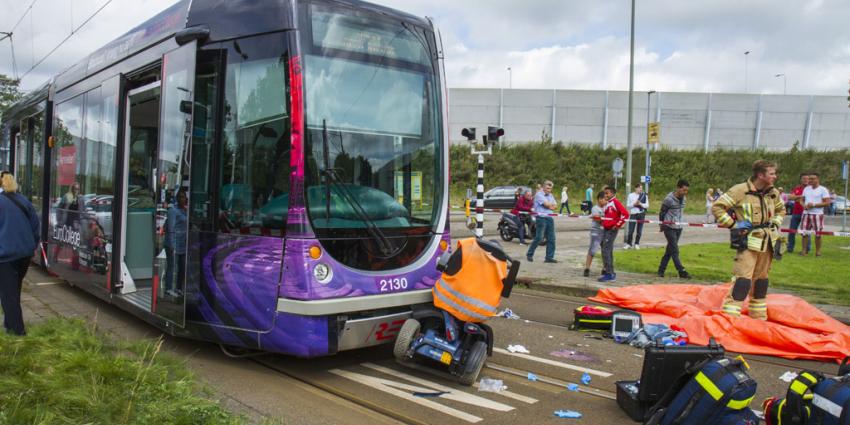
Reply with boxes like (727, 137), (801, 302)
(0, 173), (40, 336)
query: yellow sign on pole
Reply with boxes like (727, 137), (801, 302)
(648, 122), (661, 144)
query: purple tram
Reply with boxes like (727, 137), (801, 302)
(0, 0), (450, 357)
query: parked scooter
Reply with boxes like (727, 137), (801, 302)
(497, 212), (547, 245)
(394, 238), (520, 385)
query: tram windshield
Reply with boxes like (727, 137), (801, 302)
(302, 4), (443, 238)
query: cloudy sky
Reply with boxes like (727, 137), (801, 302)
(2, 0), (849, 96)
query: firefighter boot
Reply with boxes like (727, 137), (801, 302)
(722, 277), (751, 317)
(747, 279), (769, 320)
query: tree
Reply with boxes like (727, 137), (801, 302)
(0, 74), (23, 118)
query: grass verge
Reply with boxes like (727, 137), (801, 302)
(0, 318), (245, 425)
(615, 238), (850, 305)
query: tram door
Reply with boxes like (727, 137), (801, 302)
(118, 41), (196, 327)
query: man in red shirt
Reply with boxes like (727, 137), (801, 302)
(598, 186), (629, 282)
(786, 173), (809, 253)
(510, 189), (533, 244)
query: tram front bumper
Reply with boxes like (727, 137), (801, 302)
(276, 289), (433, 316)
(276, 289), (435, 352)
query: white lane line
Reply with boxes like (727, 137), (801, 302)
(329, 368), (484, 423)
(361, 362), (527, 407)
(492, 347), (613, 378)
(32, 281), (61, 286)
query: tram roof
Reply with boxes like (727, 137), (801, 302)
(17, 0), (432, 100)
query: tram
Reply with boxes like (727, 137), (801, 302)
(0, 0), (449, 357)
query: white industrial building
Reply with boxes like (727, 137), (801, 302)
(448, 88), (850, 151)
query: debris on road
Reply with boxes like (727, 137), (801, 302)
(478, 378), (506, 393)
(499, 308), (521, 319)
(527, 372), (539, 381)
(413, 391), (449, 398)
(507, 344), (531, 354)
(550, 349), (598, 362)
(566, 383), (579, 392)
(554, 410), (582, 419)
(581, 372), (592, 385)
(779, 371), (798, 382)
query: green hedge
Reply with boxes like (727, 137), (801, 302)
(450, 140), (849, 212)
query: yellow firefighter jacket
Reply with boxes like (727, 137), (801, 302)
(433, 238), (507, 323)
(711, 178), (785, 252)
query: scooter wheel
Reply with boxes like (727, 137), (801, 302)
(458, 340), (488, 386)
(393, 319), (421, 360)
(499, 225), (513, 242)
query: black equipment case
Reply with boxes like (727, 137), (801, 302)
(615, 338), (726, 422)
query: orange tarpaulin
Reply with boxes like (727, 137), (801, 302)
(589, 284), (850, 362)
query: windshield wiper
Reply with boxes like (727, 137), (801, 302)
(321, 120), (401, 258)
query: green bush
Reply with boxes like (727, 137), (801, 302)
(450, 139), (849, 213)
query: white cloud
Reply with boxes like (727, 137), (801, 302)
(2, 1), (849, 96)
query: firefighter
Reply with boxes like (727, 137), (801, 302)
(433, 238), (511, 323)
(712, 160), (784, 320)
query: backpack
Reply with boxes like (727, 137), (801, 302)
(646, 357), (759, 425)
(569, 305), (613, 332)
(764, 358), (850, 425)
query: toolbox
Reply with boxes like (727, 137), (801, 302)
(637, 338), (725, 402)
(615, 380), (648, 422)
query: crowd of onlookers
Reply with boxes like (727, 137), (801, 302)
(503, 167), (836, 282)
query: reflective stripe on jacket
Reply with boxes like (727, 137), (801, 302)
(711, 178), (785, 252)
(433, 238), (507, 323)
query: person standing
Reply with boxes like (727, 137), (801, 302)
(712, 160), (784, 320)
(705, 188), (715, 223)
(582, 183), (595, 214)
(526, 180), (558, 263)
(786, 174), (809, 253)
(559, 186), (571, 215)
(583, 192), (607, 277)
(624, 183), (648, 249)
(510, 189), (533, 245)
(0, 170), (9, 193)
(801, 173), (831, 257)
(658, 180), (691, 279)
(0, 173), (40, 336)
(598, 186), (629, 282)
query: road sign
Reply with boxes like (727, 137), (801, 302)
(612, 157), (624, 173)
(640, 175), (651, 183)
(614, 172), (623, 178)
(842, 160), (848, 180)
(647, 122), (661, 144)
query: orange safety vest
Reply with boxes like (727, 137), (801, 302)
(433, 238), (508, 323)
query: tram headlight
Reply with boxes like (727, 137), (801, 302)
(313, 263), (332, 284)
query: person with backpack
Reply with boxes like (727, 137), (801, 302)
(0, 173), (40, 336)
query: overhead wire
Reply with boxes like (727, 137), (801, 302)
(20, 0), (114, 80)
(9, 0), (39, 34)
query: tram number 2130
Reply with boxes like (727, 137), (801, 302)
(377, 277), (408, 292)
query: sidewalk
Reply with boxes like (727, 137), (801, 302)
(451, 213), (850, 324)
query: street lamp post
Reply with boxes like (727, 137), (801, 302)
(626, 0), (636, 190)
(645, 90), (655, 194)
(507, 67), (512, 89)
(775, 73), (786, 95)
(744, 51), (750, 93)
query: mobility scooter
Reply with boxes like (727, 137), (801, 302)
(393, 237), (520, 385)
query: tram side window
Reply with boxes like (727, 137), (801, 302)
(218, 34), (290, 232)
(189, 50), (219, 230)
(51, 95), (85, 241)
(31, 112), (45, 216)
(15, 123), (29, 197)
